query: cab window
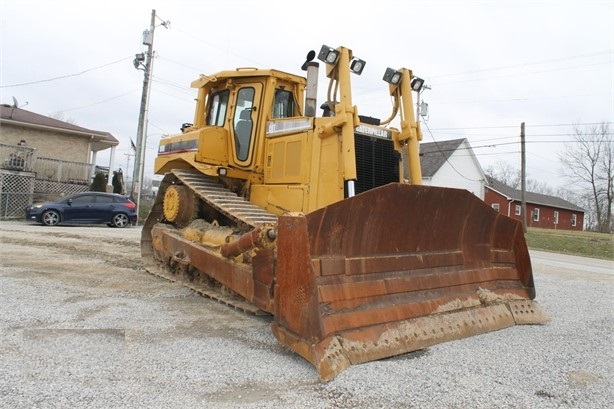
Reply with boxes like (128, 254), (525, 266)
(272, 88), (296, 118)
(233, 87), (255, 161)
(207, 90), (230, 126)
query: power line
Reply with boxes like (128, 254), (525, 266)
(419, 119), (612, 181)
(157, 55), (206, 76)
(430, 122), (613, 131)
(428, 50), (613, 79)
(437, 133), (612, 141)
(431, 61), (612, 86)
(432, 91), (612, 105)
(427, 139), (611, 154)
(150, 75), (195, 96)
(59, 89), (140, 112)
(170, 27), (263, 67)
(0, 56), (133, 88)
(421, 121), (483, 182)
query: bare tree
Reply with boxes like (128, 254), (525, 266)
(49, 111), (78, 125)
(485, 161), (555, 195)
(559, 122), (613, 232)
(484, 161), (521, 188)
(526, 179), (555, 196)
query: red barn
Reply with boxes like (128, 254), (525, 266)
(485, 177), (585, 231)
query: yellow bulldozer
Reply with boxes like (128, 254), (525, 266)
(141, 45), (549, 381)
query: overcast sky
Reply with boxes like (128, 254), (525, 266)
(1, 0), (612, 189)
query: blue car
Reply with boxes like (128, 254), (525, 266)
(25, 192), (138, 228)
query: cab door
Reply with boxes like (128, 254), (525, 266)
(231, 83), (262, 167)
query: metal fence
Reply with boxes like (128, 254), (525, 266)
(0, 171), (35, 219)
(0, 143), (37, 172)
(1, 143), (91, 184)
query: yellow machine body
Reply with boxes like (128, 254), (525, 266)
(142, 46), (548, 381)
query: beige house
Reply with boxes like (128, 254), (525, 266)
(0, 104), (119, 218)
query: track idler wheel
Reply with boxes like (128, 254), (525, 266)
(163, 185), (195, 227)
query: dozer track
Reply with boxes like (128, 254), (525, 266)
(171, 169), (278, 229)
(142, 175), (549, 381)
(141, 169), (278, 315)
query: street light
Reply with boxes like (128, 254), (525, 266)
(133, 53), (145, 69)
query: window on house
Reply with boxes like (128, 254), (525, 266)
(571, 214), (577, 227)
(533, 208), (540, 222)
(554, 211), (559, 225)
(491, 203), (500, 212)
(515, 204), (521, 216)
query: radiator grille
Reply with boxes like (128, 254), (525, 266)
(353, 133), (400, 195)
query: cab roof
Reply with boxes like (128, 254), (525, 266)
(191, 68), (306, 89)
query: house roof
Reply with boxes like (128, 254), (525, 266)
(486, 176), (584, 213)
(0, 104), (119, 151)
(419, 138), (466, 177)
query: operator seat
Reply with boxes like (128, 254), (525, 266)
(235, 109), (253, 160)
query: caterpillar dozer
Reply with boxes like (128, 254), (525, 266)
(141, 45), (549, 381)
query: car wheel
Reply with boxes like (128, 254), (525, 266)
(111, 213), (129, 228)
(42, 210), (60, 226)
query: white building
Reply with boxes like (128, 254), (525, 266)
(419, 138), (486, 199)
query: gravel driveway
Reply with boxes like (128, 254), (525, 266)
(1, 221), (612, 408)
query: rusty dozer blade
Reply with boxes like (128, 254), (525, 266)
(271, 183), (549, 381)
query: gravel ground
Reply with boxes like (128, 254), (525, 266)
(0, 220), (612, 409)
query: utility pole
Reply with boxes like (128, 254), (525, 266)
(131, 9), (169, 223)
(124, 152), (134, 182)
(520, 122), (527, 233)
(415, 84), (431, 124)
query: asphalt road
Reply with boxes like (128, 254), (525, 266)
(0, 221), (612, 408)
(529, 250), (614, 276)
